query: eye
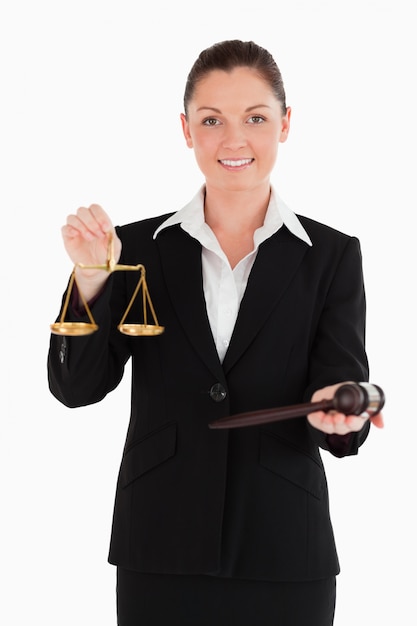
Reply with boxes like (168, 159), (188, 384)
(202, 117), (221, 126)
(247, 115), (266, 124)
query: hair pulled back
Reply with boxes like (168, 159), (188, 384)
(183, 40), (287, 116)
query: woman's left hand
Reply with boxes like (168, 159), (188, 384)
(307, 383), (385, 435)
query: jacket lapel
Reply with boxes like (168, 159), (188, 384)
(222, 227), (309, 374)
(156, 225), (224, 380)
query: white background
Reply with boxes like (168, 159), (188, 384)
(1, 1), (415, 624)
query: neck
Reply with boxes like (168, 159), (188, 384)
(203, 182), (272, 269)
(204, 183), (271, 234)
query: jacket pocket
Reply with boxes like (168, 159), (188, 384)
(120, 422), (177, 488)
(259, 430), (325, 500)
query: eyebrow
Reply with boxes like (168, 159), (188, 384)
(196, 104), (271, 113)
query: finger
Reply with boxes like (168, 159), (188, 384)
(61, 223), (83, 240)
(328, 414), (365, 435)
(308, 411), (365, 435)
(307, 411), (345, 434)
(370, 413), (384, 429)
(64, 213), (97, 241)
(74, 205), (110, 237)
(319, 410), (347, 428)
(65, 206), (111, 242)
(87, 203), (113, 233)
(344, 415), (369, 431)
(310, 417), (351, 435)
(70, 204), (113, 239)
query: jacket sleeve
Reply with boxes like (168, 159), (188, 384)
(47, 272), (131, 408)
(304, 236), (371, 457)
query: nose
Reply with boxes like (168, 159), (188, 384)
(222, 123), (247, 151)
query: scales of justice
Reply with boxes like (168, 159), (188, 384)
(50, 234), (164, 337)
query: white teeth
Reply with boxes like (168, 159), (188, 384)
(220, 159), (252, 167)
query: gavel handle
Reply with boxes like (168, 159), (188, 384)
(208, 383), (385, 430)
(208, 398), (334, 429)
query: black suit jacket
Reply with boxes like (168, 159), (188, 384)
(48, 213), (370, 582)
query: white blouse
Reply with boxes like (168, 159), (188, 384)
(154, 186), (312, 362)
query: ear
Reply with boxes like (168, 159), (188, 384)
(180, 113), (193, 148)
(279, 106), (291, 143)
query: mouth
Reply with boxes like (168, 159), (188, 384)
(218, 158), (254, 169)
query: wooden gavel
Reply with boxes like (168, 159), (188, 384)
(208, 382), (385, 429)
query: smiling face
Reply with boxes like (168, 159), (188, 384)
(181, 66), (291, 194)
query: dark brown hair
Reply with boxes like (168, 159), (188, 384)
(183, 40), (287, 116)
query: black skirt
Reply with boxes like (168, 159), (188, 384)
(116, 569), (336, 626)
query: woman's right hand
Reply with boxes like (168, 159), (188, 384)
(62, 203), (122, 301)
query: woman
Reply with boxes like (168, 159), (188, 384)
(48, 40), (383, 625)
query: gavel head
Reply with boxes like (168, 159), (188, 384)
(334, 383), (385, 417)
